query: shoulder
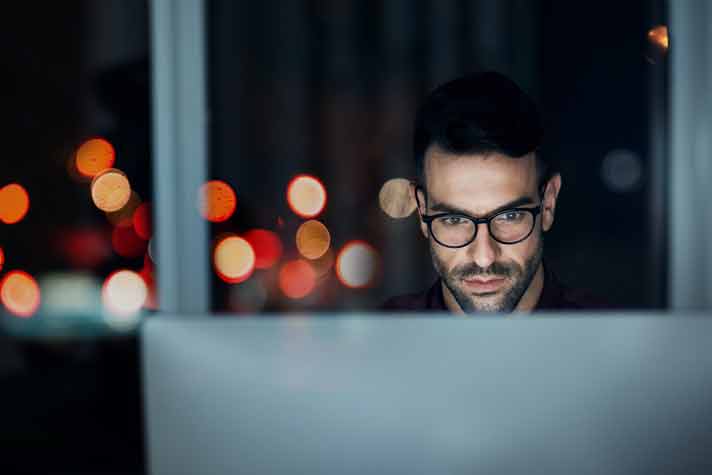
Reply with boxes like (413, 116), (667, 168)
(539, 263), (615, 310)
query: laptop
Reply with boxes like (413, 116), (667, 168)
(142, 314), (712, 474)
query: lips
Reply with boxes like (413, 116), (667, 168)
(462, 277), (505, 293)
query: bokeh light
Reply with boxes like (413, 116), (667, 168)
(75, 138), (116, 178)
(336, 241), (380, 289)
(0, 246), (4, 272)
(279, 259), (316, 299)
(102, 270), (147, 317)
(112, 222), (148, 258)
(379, 178), (416, 218)
(91, 168), (132, 213)
(213, 235), (255, 284)
(601, 149), (642, 193)
(287, 174), (327, 218)
(244, 229), (283, 269)
(57, 227), (112, 268)
(105, 191), (141, 227)
(133, 202), (152, 240)
(0, 270), (41, 318)
(296, 220), (331, 260)
(647, 25), (669, 51)
(199, 180), (237, 222)
(0, 183), (30, 224)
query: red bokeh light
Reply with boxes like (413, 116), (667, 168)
(244, 229), (283, 270)
(279, 259), (316, 299)
(112, 222), (148, 259)
(133, 202), (152, 240)
(199, 180), (237, 222)
(0, 247), (4, 272)
(286, 174), (327, 218)
(0, 183), (30, 224)
(0, 270), (41, 318)
(57, 227), (112, 268)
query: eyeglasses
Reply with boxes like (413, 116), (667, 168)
(415, 189), (542, 247)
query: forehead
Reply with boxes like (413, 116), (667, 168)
(423, 145), (538, 213)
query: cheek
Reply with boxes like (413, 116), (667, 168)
(500, 232), (541, 266)
(429, 241), (460, 270)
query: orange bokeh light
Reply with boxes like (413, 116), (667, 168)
(336, 240), (380, 289)
(213, 235), (255, 284)
(244, 229), (283, 269)
(91, 169), (132, 213)
(648, 25), (669, 51)
(0, 270), (41, 318)
(0, 183), (30, 224)
(102, 270), (148, 316)
(199, 180), (237, 222)
(75, 138), (116, 178)
(296, 220), (331, 260)
(279, 259), (316, 299)
(132, 202), (152, 240)
(287, 174), (327, 218)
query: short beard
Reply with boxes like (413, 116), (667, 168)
(431, 234), (544, 313)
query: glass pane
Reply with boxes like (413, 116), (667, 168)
(207, 0), (666, 313)
(1, 2), (149, 473)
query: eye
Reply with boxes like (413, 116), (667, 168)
(439, 215), (467, 226)
(495, 211), (525, 223)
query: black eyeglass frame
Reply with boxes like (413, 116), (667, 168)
(415, 186), (543, 247)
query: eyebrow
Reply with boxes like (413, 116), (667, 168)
(427, 195), (537, 217)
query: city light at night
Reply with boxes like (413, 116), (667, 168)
(213, 235), (255, 284)
(379, 178), (416, 218)
(75, 138), (116, 178)
(244, 229), (283, 269)
(0, 270), (41, 318)
(336, 241), (380, 289)
(91, 169), (132, 213)
(199, 180), (237, 222)
(132, 202), (152, 240)
(0, 183), (30, 224)
(102, 270), (147, 317)
(279, 259), (316, 299)
(296, 220), (331, 260)
(287, 174), (327, 218)
(112, 223), (148, 258)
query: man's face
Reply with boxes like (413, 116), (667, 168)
(417, 145), (560, 313)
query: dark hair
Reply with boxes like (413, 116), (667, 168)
(414, 71), (551, 188)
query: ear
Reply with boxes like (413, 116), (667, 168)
(541, 173), (562, 232)
(412, 183), (430, 239)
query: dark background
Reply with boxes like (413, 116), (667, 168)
(0, 1), (666, 473)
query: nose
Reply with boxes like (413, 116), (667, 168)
(466, 223), (499, 269)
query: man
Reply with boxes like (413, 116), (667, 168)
(384, 71), (605, 313)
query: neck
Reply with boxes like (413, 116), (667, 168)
(441, 261), (545, 314)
